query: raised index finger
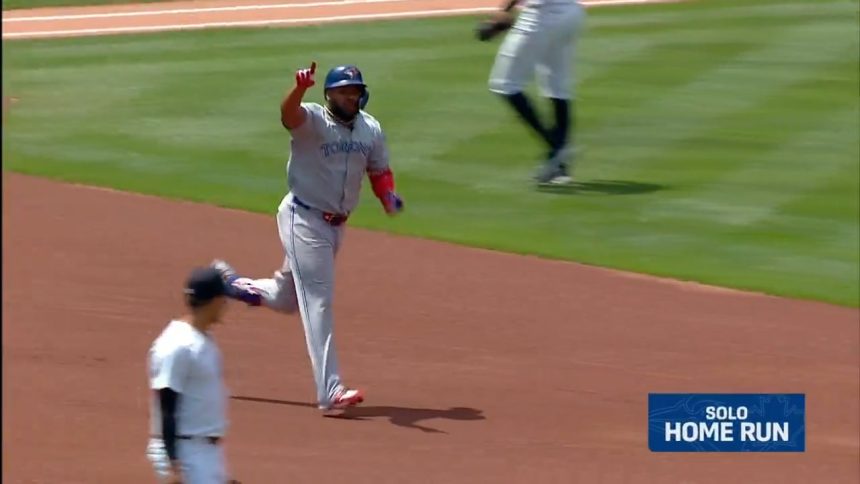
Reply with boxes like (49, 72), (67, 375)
(310, 62), (317, 74)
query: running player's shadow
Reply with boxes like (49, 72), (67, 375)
(538, 179), (666, 195)
(230, 395), (485, 434)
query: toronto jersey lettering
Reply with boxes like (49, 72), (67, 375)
(319, 140), (373, 158)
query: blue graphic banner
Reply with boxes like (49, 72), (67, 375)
(648, 393), (805, 452)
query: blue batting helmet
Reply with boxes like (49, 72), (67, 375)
(324, 65), (370, 109)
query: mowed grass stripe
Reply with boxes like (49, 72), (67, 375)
(593, 0), (856, 34)
(631, 52), (859, 188)
(757, 147), (860, 265)
(640, 108), (859, 282)
(779, 175), (860, 233)
(642, 91), (858, 226)
(4, 21), (491, 185)
(580, 18), (856, 176)
(3, 5), (858, 305)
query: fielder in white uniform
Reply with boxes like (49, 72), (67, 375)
(480, 0), (586, 185)
(146, 266), (239, 484)
(211, 62), (404, 413)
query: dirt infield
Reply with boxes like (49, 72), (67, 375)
(3, 0), (860, 482)
(4, 172), (859, 483)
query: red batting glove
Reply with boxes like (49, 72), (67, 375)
(295, 62), (316, 89)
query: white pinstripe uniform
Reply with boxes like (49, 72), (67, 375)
(489, 0), (586, 100)
(146, 319), (230, 483)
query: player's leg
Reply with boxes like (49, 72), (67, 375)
(216, 257), (299, 314)
(175, 439), (225, 484)
(542, 5), (585, 146)
(219, 443), (240, 484)
(285, 204), (357, 409)
(488, 19), (554, 150)
(252, 265), (299, 314)
(534, 5), (586, 184)
(212, 442), (228, 483)
(212, 211), (300, 313)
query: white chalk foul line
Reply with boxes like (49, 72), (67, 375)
(1, 6), (497, 38)
(1, 0), (683, 39)
(3, 0), (411, 22)
(3, 0), (683, 23)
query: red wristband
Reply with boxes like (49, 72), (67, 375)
(368, 168), (395, 199)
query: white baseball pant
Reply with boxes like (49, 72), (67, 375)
(488, 2), (586, 100)
(146, 437), (227, 484)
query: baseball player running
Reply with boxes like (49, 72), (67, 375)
(212, 62), (404, 413)
(146, 266), (240, 483)
(477, 0), (586, 186)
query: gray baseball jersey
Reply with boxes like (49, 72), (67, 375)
(286, 102), (390, 215)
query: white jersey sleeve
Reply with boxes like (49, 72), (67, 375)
(149, 345), (191, 393)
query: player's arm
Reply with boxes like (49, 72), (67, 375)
(158, 388), (182, 474)
(367, 129), (404, 216)
(500, 0), (520, 12)
(150, 346), (191, 481)
(476, 1), (516, 41)
(280, 62), (317, 130)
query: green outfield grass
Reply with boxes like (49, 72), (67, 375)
(3, 0), (859, 306)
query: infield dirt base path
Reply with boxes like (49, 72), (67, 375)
(3, 0), (860, 482)
(4, 173), (858, 483)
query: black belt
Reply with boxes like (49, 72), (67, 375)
(178, 435), (222, 445)
(151, 434), (222, 445)
(292, 196), (349, 227)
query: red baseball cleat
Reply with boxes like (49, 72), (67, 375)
(320, 388), (364, 412)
